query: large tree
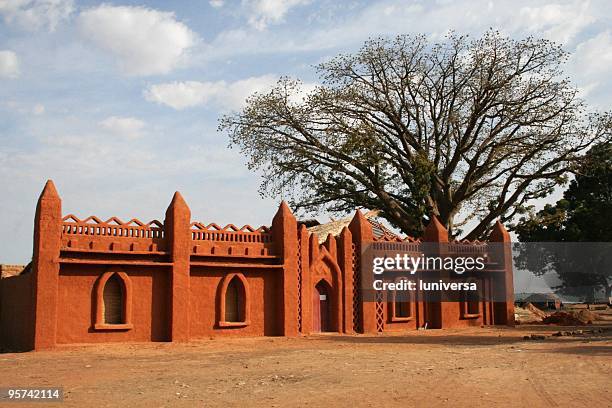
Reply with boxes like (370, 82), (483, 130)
(514, 142), (612, 301)
(220, 31), (611, 239)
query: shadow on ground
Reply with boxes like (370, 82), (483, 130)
(545, 344), (612, 356)
(312, 324), (612, 347)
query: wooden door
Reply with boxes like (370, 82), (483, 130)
(313, 281), (331, 332)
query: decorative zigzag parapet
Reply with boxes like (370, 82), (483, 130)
(374, 234), (421, 243)
(62, 214), (165, 239)
(375, 232), (485, 247)
(446, 240), (488, 254)
(370, 240), (489, 259)
(374, 233), (487, 256)
(190, 222), (272, 243)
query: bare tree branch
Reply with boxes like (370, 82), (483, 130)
(219, 31), (612, 239)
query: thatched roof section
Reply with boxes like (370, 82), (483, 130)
(0, 264), (27, 278)
(307, 210), (401, 243)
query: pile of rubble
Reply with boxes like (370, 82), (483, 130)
(523, 327), (607, 341)
(515, 303), (604, 326)
(514, 302), (548, 324)
(542, 310), (599, 326)
(552, 328), (606, 336)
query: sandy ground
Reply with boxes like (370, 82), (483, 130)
(0, 325), (610, 408)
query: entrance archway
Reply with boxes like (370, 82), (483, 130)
(313, 280), (332, 332)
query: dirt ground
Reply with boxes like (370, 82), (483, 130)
(1, 325), (610, 408)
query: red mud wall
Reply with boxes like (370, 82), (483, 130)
(189, 268), (281, 337)
(0, 273), (35, 351)
(381, 300), (492, 332)
(13, 181), (515, 349)
(56, 264), (170, 344)
(440, 302), (487, 327)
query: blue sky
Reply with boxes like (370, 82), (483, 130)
(1, 0), (611, 263)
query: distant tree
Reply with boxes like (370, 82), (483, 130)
(514, 142), (612, 301)
(220, 31), (611, 239)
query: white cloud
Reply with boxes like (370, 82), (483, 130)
(567, 30), (612, 105)
(205, 0), (604, 60)
(143, 81), (225, 110)
(32, 103), (45, 115)
(99, 116), (146, 139)
(0, 50), (20, 78)
(1, 100), (49, 114)
(143, 75), (280, 110)
(516, 1), (595, 44)
(0, 0), (73, 31)
(78, 5), (198, 76)
(571, 30), (612, 79)
(209, 0), (225, 8)
(245, 0), (310, 30)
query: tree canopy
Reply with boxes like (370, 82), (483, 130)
(514, 142), (612, 300)
(220, 31), (611, 239)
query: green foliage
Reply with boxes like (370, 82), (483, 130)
(516, 142), (612, 242)
(515, 143), (612, 300)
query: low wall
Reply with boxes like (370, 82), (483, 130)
(0, 272), (35, 351)
(56, 264), (171, 344)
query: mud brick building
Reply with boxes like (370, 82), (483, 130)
(0, 180), (514, 351)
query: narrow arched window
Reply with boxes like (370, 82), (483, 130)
(218, 273), (250, 327)
(103, 274), (124, 324)
(225, 277), (244, 323)
(94, 270), (133, 331)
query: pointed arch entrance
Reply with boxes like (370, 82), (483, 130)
(306, 244), (344, 334)
(313, 280), (332, 332)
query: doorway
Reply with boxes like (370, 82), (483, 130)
(313, 280), (331, 332)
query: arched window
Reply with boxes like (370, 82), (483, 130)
(94, 270), (133, 330)
(218, 273), (250, 327)
(225, 277), (243, 323)
(103, 274), (124, 324)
